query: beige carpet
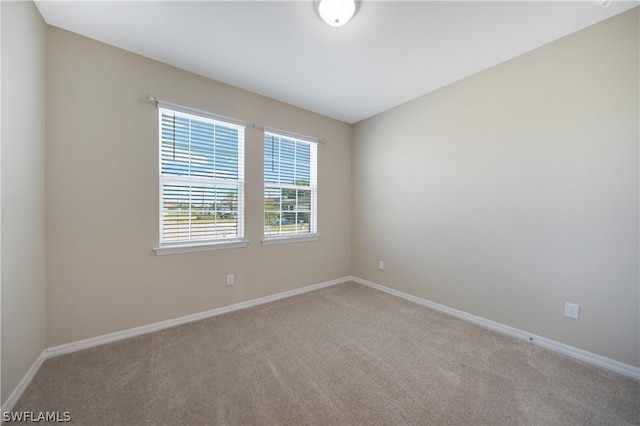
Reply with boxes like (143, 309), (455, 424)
(12, 282), (640, 425)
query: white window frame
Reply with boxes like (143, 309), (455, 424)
(262, 131), (319, 245)
(154, 102), (247, 255)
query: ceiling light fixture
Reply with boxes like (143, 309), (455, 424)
(317, 0), (357, 27)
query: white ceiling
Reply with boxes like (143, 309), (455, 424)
(34, 0), (638, 124)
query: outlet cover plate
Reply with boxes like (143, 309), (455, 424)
(564, 302), (580, 319)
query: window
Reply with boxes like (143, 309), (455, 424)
(264, 132), (318, 242)
(157, 105), (245, 253)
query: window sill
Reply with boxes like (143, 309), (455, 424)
(261, 234), (320, 246)
(154, 239), (249, 255)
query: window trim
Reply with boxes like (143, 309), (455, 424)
(154, 239), (248, 255)
(261, 234), (320, 246)
(154, 102), (246, 254)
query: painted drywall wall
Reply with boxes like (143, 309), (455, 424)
(45, 27), (352, 347)
(1, 1), (47, 405)
(352, 9), (639, 367)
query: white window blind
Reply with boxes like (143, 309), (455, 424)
(159, 107), (245, 247)
(264, 132), (317, 239)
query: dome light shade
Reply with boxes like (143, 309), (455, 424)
(317, 0), (356, 27)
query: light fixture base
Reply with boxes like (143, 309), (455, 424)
(316, 0), (357, 27)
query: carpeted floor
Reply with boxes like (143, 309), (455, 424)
(12, 282), (640, 425)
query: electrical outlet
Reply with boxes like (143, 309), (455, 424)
(564, 302), (580, 319)
(378, 260), (384, 270)
(227, 274), (234, 285)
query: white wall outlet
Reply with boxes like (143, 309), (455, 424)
(226, 274), (234, 285)
(564, 302), (580, 319)
(378, 260), (384, 270)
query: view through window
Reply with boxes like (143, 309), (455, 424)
(264, 132), (317, 238)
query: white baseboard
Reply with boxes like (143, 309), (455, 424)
(46, 276), (351, 359)
(2, 276), (351, 415)
(351, 276), (640, 381)
(1, 350), (47, 419)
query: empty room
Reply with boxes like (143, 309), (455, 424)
(2, 0), (639, 424)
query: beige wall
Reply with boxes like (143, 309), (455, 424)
(353, 9), (639, 367)
(1, 1), (47, 405)
(45, 27), (352, 347)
